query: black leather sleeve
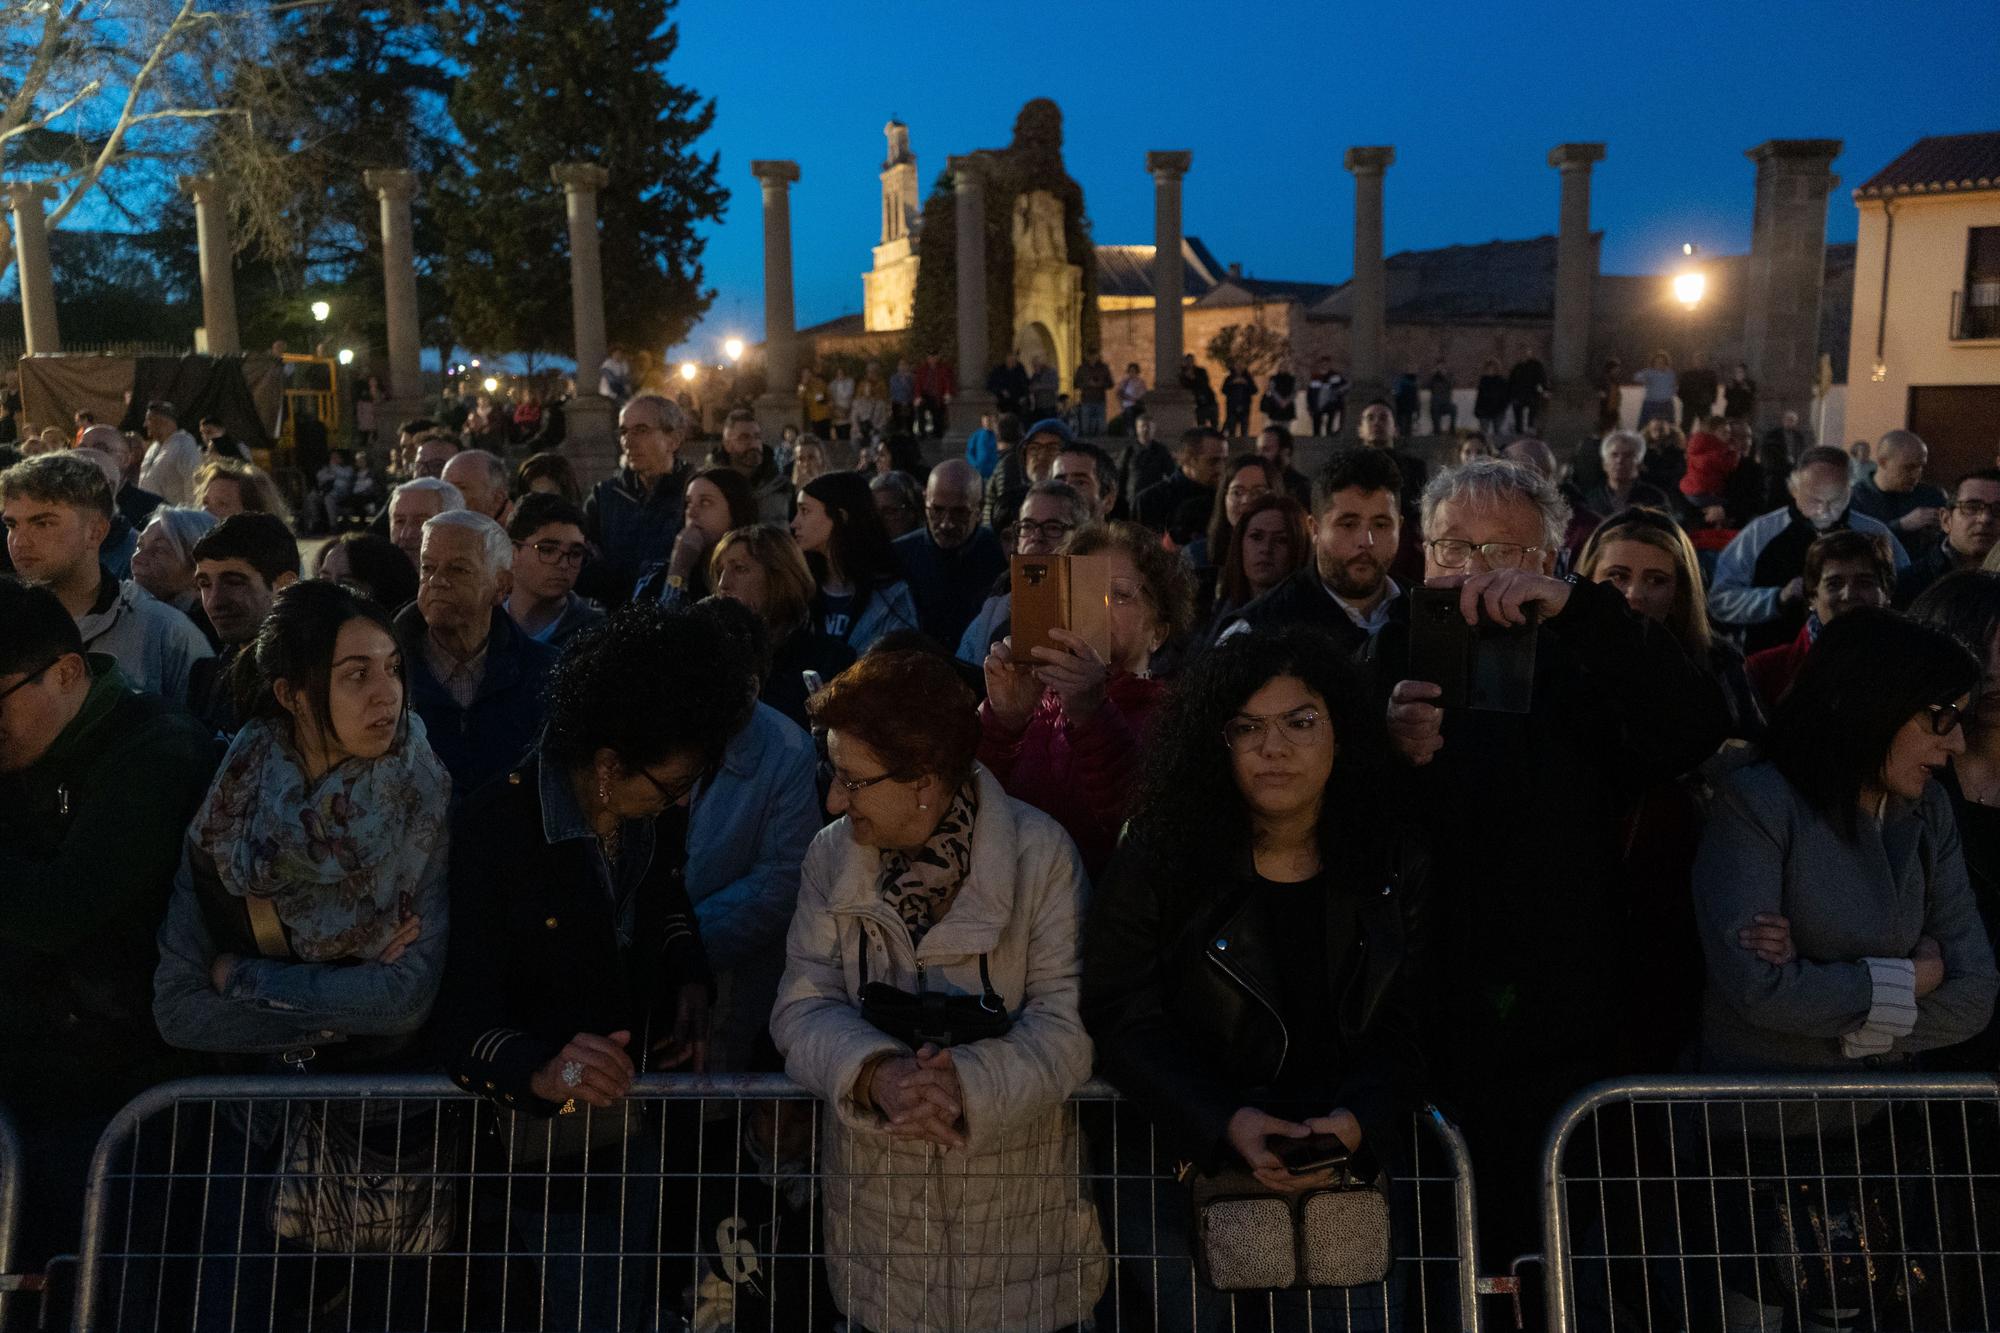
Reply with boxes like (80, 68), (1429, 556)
(1331, 833), (1434, 1158)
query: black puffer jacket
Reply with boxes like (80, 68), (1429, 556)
(1081, 824), (1431, 1172)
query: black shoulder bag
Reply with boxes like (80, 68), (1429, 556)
(857, 949), (1012, 1050)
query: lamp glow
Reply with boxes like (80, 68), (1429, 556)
(336, 348), (354, 366)
(679, 361), (698, 382)
(723, 337), (745, 363)
(1672, 271), (1706, 310)
(310, 300), (330, 322)
(482, 376), (499, 393)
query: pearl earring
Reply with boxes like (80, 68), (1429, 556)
(597, 777), (610, 804)
(918, 802), (929, 810)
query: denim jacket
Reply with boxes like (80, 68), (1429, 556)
(153, 829), (451, 1056)
(687, 702), (822, 1070)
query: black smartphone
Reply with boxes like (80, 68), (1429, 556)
(1272, 1133), (1353, 1176)
(1407, 586), (1539, 713)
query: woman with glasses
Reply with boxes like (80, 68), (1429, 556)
(504, 492), (604, 648)
(771, 648), (1106, 1333)
(980, 520), (1195, 877)
(709, 521), (857, 730)
(1083, 624), (1430, 1330)
(790, 469), (918, 654)
(433, 605), (743, 1329)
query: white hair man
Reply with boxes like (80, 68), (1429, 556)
(441, 448), (512, 525)
(388, 476), (465, 569)
(396, 508), (556, 794)
(1381, 456), (1732, 1258)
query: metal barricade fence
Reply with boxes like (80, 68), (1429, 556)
(75, 1073), (1483, 1332)
(0, 1103), (22, 1327)
(1538, 1073), (2000, 1333)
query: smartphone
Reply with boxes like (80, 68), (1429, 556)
(1407, 586), (1539, 713)
(1272, 1133), (1353, 1176)
(800, 669), (825, 697)
(1008, 554), (1113, 662)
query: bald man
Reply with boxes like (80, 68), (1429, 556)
(892, 457), (1007, 647)
(441, 448), (512, 525)
(1850, 429), (1950, 536)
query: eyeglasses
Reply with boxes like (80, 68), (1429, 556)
(1221, 707), (1327, 753)
(635, 765), (699, 804)
(516, 539), (587, 567)
(1927, 701), (1975, 738)
(0, 657), (59, 706)
(818, 757), (901, 794)
(1949, 500), (1997, 520)
(1015, 520), (1076, 545)
(1425, 539), (1543, 571)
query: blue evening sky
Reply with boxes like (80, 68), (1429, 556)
(666, 0), (2000, 360)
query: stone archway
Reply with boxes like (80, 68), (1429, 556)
(1018, 320), (1056, 370)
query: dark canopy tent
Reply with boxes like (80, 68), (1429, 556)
(117, 355), (274, 451)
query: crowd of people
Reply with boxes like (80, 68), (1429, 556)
(6, 365), (2000, 1331)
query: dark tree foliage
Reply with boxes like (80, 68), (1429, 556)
(906, 99), (1099, 382)
(434, 0), (727, 357)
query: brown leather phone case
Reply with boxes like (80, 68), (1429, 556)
(1009, 554), (1113, 662)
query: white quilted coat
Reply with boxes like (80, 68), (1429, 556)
(770, 765), (1108, 1333)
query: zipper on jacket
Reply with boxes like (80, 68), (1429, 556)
(1204, 942), (1289, 1080)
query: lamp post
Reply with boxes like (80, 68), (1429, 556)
(310, 300), (331, 324)
(723, 337), (745, 365)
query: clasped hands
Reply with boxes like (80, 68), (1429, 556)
(862, 1043), (968, 1150)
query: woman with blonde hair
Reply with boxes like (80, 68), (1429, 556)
(710, 521), (856, 728)
(194, 456), (292, 526)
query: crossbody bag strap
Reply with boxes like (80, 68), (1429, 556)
(242, 892), (290, 960)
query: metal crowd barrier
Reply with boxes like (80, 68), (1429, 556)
(1539, 1073), (2000, 1333)
(0, 1104), (21, 1327)
(74, 1073), (1482, 1332)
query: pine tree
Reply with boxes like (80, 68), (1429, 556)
(434, 0), (726, 358)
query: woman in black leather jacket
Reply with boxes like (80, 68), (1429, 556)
(1082, 623), (1431, 1325)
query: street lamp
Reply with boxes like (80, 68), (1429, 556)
(679, 361), (698, 382)
(336, 348), (355, 366)
(310, 300), (331, 323)
(1672, 241), (1705, 311)
(482, 376), (499, 393)
(723, 337), (745, 364)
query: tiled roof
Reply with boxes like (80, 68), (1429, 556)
(1093, 236), (1224, 299)
(1855, 132), (2000, 199)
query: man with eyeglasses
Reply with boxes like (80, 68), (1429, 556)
(1897, 469), (2000, 604)
(956, 481), (1091, 666)
(1710, 446), (1909, 655)
(0, 579), (215, 1279)
(398, 508), (557, 796)
(582, 393), (692, 603)
(1745, 529), (1894, 713)
(505, 493), (605, 648)
(893, 458), (1006, 649)
(1375, 456), (1732, 1261)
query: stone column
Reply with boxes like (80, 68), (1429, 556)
(946, 155), (996, 438)
(7, 182), (60, 355)
(1743, 139), (1842, 434)
(1545, 143), (1607, 447)
(1343, 147), (1394, 438)
(1145, 150), (1196, 437)
(364, 168), (423, 421)
(178, 175), (240, 355)
(552, 163), (617, 485)
(750, 159), (801, 438)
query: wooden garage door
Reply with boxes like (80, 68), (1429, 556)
(1908, 384), (2000, 485)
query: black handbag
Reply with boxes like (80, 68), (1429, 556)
(1188, 1150), (1392, 1291)
(857, 950), (1012, 1050)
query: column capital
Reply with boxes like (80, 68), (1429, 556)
(1548, 142), (1607, 171)
(1746, 139), (1843, 168)
(177, 173), (224, 203)
(1146, 150), (1192, 181)
(750, 159), (800, 187)
(551, 162), (610, 194)
(1343, 146), (1395, 174)
(946, 155), (986, 188)
(363, 168), (416, 201)
(4, 180), (57, 209)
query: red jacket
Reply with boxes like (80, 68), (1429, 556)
(1743, 622), (1812, 714)
(977, 672), (1168, 878)
(1679, 431), (1738, 499)
(914, 359), (956, 400)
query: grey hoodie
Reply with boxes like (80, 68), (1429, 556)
(74, 568), (213, 706)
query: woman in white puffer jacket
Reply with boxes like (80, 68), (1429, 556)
(771, 647), (1107, 1333)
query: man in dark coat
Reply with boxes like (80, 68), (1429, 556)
(893, 460), (1007, 649)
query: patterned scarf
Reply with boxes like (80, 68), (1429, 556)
(877, 778), (979, 947)
(193, 713), (450, 962)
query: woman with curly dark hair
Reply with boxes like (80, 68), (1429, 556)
(1082, 624), (1431, 1327)
(432, 604), (754, 1330)
(979, 520), (1196, 876)
(790, 468), (917, 652)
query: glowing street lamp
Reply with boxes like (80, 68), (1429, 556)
(678, 361), (698, 382)
(1672, 271), (1706, 310)
(470, 358), (481, 368)
(482, 376), (499, 393)
(722, 337), (745, 364)
(336, 347), (355, 366)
